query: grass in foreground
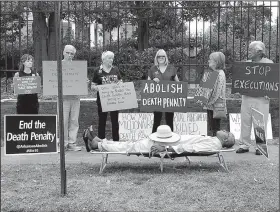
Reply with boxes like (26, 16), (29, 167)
(1, 159), (279, 212)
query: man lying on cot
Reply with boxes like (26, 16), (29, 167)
(83, 125), (235, 155)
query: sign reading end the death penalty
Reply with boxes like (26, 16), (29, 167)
(251, 108), (269, 158)
(42, 61), (88, 96)
(4, 115), (57, 155)
(231, 62), (279, 98)
(13, 76), (41, 94)
(99, 82), (138, 112)
(140, 80), (188, 112)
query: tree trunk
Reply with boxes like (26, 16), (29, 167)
(136, 1), (149, 51)
(48, 12), (57, 60)
(32, 7), (48, 75)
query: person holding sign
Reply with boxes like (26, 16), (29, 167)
(236, 41), (274, 155)
(147, 49), (180, 133)
(60, 45), (81, 151)
(91, 51), (122, 141)
(13, 54), (39, 114)
(83, 125), (235, 154)
(203, 52), (227, 136)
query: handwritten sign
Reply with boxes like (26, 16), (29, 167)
(229, 113), (273, 140)
(140, 80), (188, 112)
(252, 108), (269, 158)
(4, 115), (57, 155)
(119, 113), (154, 141)
(99, 82), (138, 112)
(13, 76), (41, 94)
(231, 62), (279, 98)
(174, 112), (207, 135)
(194, 70), (219, 105)
(42, 61), (88, 96)
(118, 112), (207, 141)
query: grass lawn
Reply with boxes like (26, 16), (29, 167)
(1, 158), (279, 212)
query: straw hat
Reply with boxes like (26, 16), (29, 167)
(149, 125), (181, 143)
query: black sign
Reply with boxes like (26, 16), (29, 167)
(232, 62), (279, 98)
(140, 80), (188, 112)
(4, 115), (57, 155)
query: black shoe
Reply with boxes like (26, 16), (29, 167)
(236, 148), (249, 153)
(255, 149), (263, 155)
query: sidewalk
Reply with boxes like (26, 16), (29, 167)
(2, 144), (278, 166)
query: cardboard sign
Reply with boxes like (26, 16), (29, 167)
(42, 61), (88, 96)
(118, 112), (207, 141)
(13, 76), (41, 94)
(99, 82), (138, 112)
(252, 108), (269, 158)
(119, 113), (154, 141)
(229, 113), (273, 140)
(231, 62), (279, 98)
(4, 115), (57, 155)
(174, 112), (207, 135)
(140, 80), (188, 112)
(194, 70), (219, 105)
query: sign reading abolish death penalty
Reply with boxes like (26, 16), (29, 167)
(4, 115), (57, 155)
(140, 80), (188, 112)
(231, 62), (279, 98)
(42, 61), (88, 96)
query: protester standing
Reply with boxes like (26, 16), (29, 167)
(60, 45), (81, 151)
(236, 41), (273, 155)
(91, 51), (122, 141)
(14, 54), (39, 114)
(203, 52), (227, 136)
(147, 49), (180, 133)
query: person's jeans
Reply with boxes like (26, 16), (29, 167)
(97, 100), (119, 141)
(59, 99), (80, 145)
(152, 112), (174, 133)
(207, 109), (221, 136)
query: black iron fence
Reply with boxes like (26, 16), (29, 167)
(1, 1), (279, 84)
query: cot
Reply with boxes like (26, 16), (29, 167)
(90, 148), (235, 174)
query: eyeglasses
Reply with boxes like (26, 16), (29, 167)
(66, 51), (75, 55)
(157, 56), (165, 58)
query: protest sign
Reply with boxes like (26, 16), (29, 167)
(4, 115), (57, 155)
(13, 76), (41, 94)
(194, 70), (219, 105)
(140, 80), (188, 112)
(119, 113), (154, 141)
(118, 112), (207, 141)
(174, 112), (207, 135)
(42, 61), (88, 96)
(251, 108), (269, 158)
(99, 82), (138, 112)
(231, 62), (279, 98)
(229, 113), (273, 140)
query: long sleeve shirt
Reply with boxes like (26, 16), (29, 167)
(98, 135), (222, 153)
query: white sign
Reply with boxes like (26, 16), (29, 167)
(229, 113), (273, 140)
(42, 61), (88, 96)
(99, 82), (138, 112)
(174, 112), (207, 135)
(119, 113), (154, 141)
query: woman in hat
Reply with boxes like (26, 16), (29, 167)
(147, 49), (180, 133)
(13, 54), (39, 114)
(91, 51), (122, 141)
(235, 41), (274, 155)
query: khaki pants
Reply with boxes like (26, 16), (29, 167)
(239, 95), (269, 149)
(58, 99), (80, 145)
